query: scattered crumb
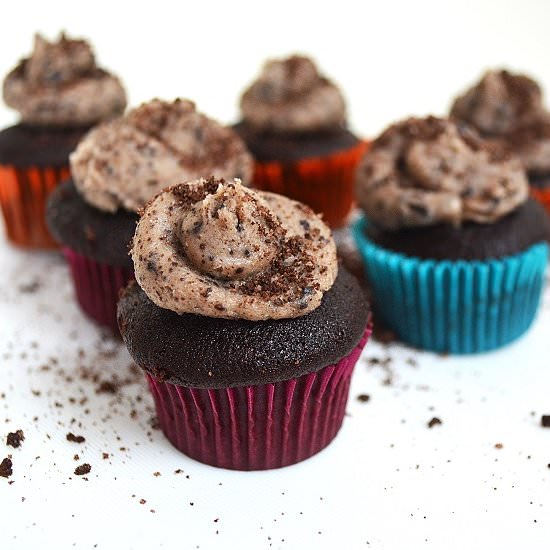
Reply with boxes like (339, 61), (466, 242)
(0, 457), (13, 478)
(356, 394), (370, 403)
(66, 433), (86, 444)
(74, 464), (91, 476)
(541, 415), (550, 428)
(494, 443), (503, 449)
(427, 417), (442, 429)
(6, 430), (24, 448)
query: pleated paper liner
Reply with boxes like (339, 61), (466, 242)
(253, 141), (369, 228)
(352, 217), (548, 354)
(0, 164), (70, 248)
(147, 329), (371, 471)
(531, 186), (550, 215)
(63, 247), (134, 334)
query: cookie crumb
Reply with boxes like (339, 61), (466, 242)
(0, 457), (13, 478)
(494, 443), (503, 449)
(427, 417), (442, 428)
(541, 415), (550, 428)
(74, 463), (91, 476)
(357, 394), (370, 403)
(6, 430), (24, 448)
(66, 433), (85, 444)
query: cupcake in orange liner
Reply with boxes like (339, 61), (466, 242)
(46, 99), (253, 333)
(0, 33), (127, 248)
(233, 55), (367, 228)
(117, 177), (372, 470)
(450, 69), (550, 214)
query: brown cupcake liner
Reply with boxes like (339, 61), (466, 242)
(0, 164), (69, 248)
(252, 141), (369, 228)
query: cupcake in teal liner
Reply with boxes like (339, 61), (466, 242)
(352, 116), (550, 354)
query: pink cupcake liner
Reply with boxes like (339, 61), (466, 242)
(63, 247), (134, 333)
(147, 328), (371, 470)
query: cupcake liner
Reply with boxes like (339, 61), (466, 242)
(63, 247), (134, 333)
(530, 187), (550, 215)
(0, 164), (69, 248)
(147, 329), (371, 471)
(253, 141), (369, 228)
(352, 217), (548, 354)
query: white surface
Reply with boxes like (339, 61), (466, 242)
(2, 1), (550, 549)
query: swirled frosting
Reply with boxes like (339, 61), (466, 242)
(355, 116), (529, 230)
(3, 33), (126, 126)
(451, 70), (550, 173)
(240, 55), (346, 133)
(70, 99), (253, 213)
(132, 177), (337, 320)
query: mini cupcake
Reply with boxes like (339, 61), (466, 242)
(118, 177), (371, 470)
(353, 116), (550, 354)
(234, 55), (367, 228)
(47, 99), (252, 332)
(450, 70), (550, 213)
(0, 33), (126, 248)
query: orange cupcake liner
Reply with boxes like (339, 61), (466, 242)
(252, 140), (369, 228)
(530, 186), (550, 215)
(0, 164), (69, 248)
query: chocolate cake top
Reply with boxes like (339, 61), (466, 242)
(3, 33), (126, 126)
(132, 177), (338, 320)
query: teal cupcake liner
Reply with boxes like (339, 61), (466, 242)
(352, 217), (548, 354)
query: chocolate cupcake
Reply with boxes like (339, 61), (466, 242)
(352, 116), (550, 353)
(47, 99), (253, 332)
(234, 55), (367, 228)
(0, 33), (126, 248)
(450, 70), (550, 213)
(118, 177), (371, 470)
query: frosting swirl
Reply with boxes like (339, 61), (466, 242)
(132, 177), (337, 320)
(240, 55), (346, 133)
(70, 99), (253, 213)
(3, 33), (126, 126)
(355, 116), (529, 230)
(451, 70), (550, 173)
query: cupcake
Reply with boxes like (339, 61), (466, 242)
(47, 99), (252, 332)
(450, 70), (550, 213)
(118, 177), (371, 470)
(234, 55), (367, 228)
(0, 33), (126, 248)
(352, 116), (550, 354)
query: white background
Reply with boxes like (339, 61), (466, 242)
(2, 1), (550, 549)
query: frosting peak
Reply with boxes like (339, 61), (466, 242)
(240, 55), (346, 133)
(451, 70), (543, 135)
(355, 116), (529, 230)
(3, 33), (126, 126)
(132, 178), (337, 320)
(70, 99), (253, 213)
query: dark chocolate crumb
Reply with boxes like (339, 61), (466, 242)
(356, 394), (370, 403)
(66, 433), (86, 444)
(427, 417), (442, 428)
(6, 430), (24, 448)
(74, 463), (91, 476)
(541, 415), (550, 427)
(0, 457), (13, 478)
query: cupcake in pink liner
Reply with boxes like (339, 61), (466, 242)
(117, 177), (371, 470)
(46, 99), (253, 333)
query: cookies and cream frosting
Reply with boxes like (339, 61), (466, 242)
(70, 99), (253, 213)
(451, 70), (550, 173)
(132, 177), (337, 321)
(355, 116), (529, 230)
(3, 33), (126, 126)
(240, 55), (346, 133)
